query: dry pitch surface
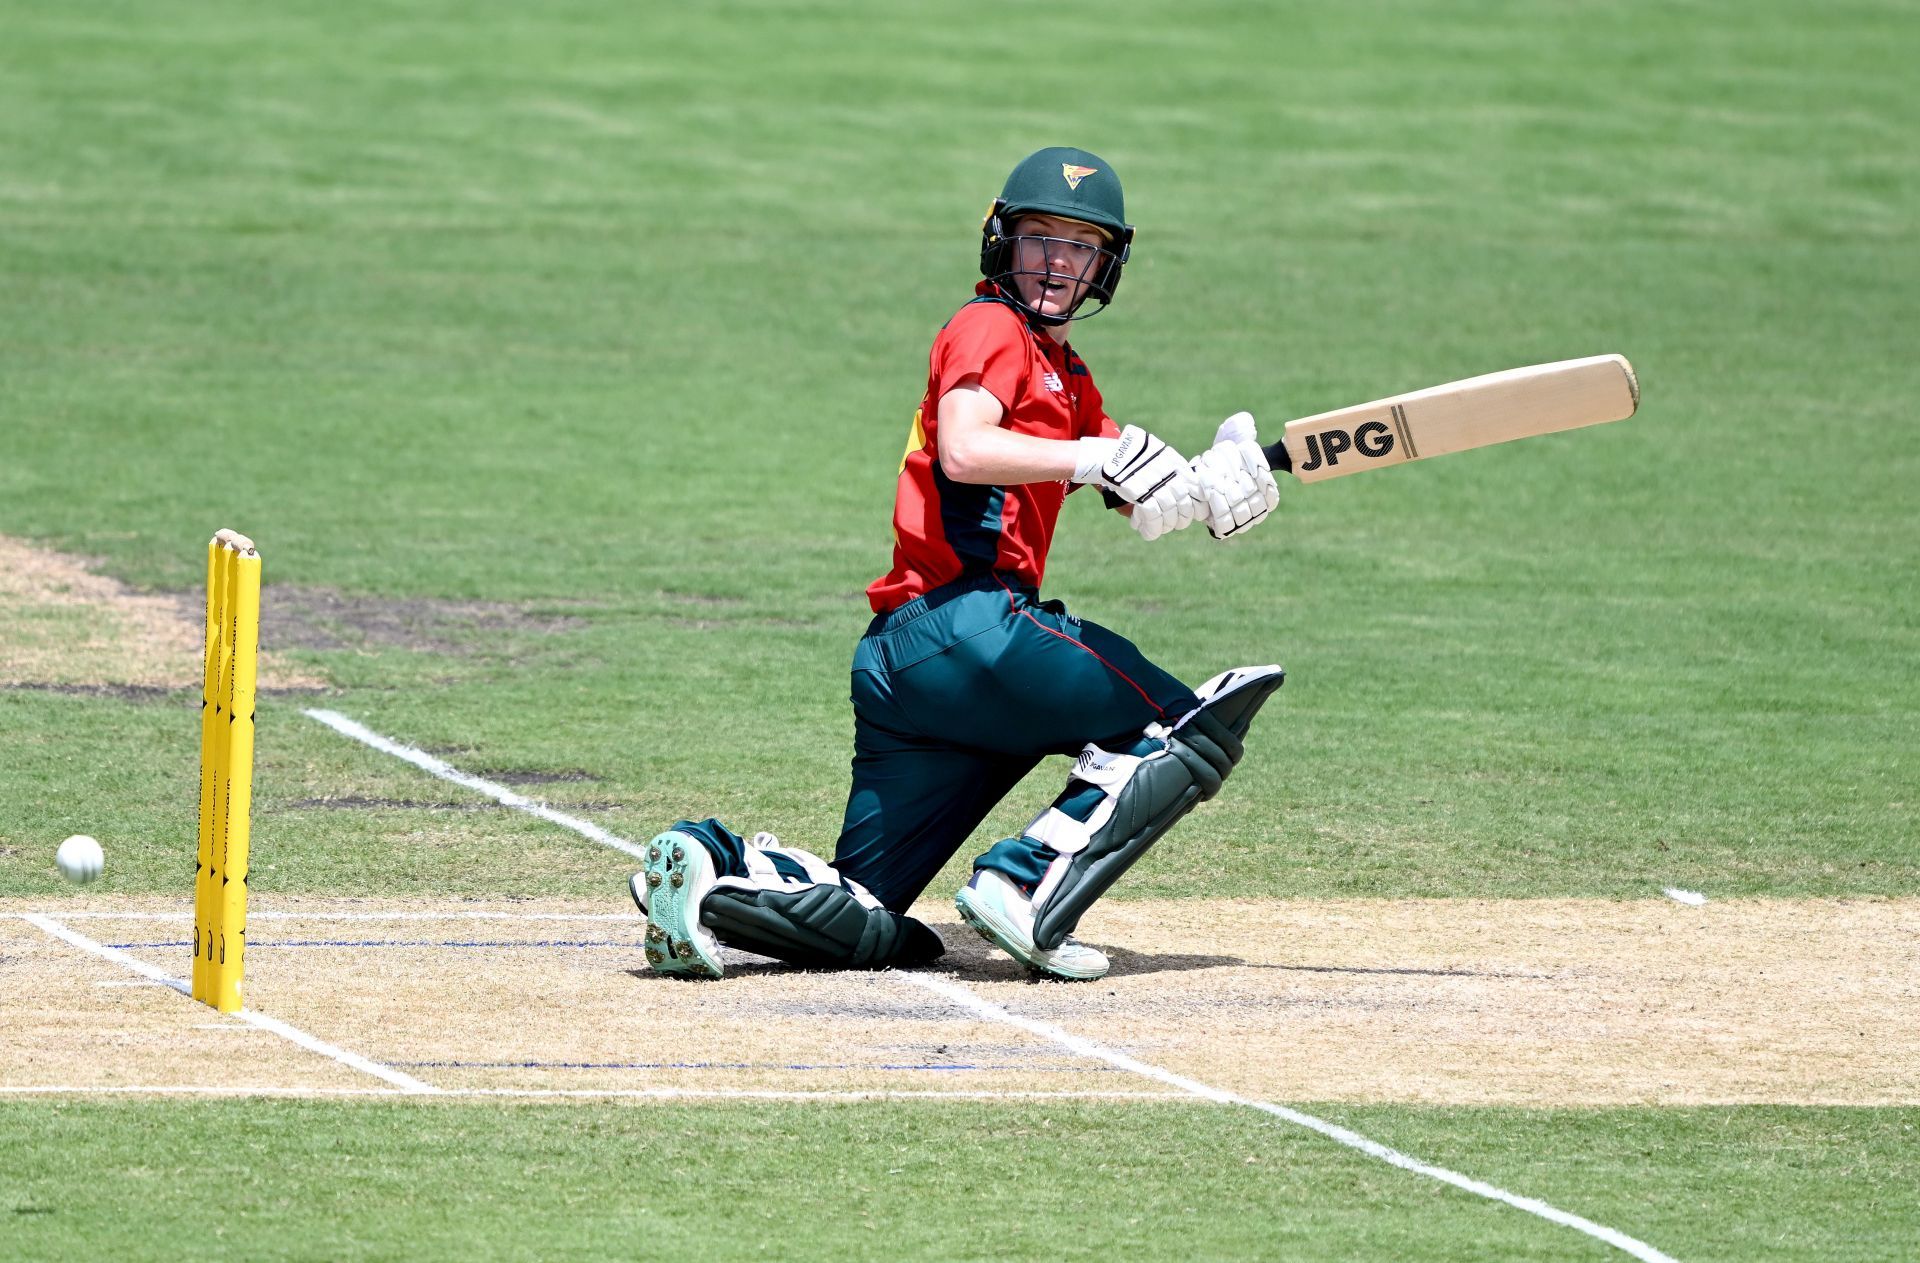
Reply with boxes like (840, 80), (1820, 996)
(6, 535), (1916, 1108)
(6, 895), (1915, 1106)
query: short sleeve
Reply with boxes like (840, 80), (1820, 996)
(931, 303), (1028, 418)
(1073, 361), (1118, 439)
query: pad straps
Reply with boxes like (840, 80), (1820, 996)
(1026, 664), (1284, 951)
(702, 883), (944, 970)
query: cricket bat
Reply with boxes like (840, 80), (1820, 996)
(1259, 355), (1639, 482)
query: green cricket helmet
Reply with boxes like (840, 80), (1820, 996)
(980, 146), (1134, 325)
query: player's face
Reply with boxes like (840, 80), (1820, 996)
(1007, 215), (1109, 319)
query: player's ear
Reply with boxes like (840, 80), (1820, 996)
(980, 199), (1013, 281)
(1091, 223), (1133, 303)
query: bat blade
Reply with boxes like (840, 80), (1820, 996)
(1263, 355), (1639, 482)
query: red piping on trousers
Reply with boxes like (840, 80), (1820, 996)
(992, 574), (1169, 718)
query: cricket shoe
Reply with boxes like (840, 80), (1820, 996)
(628, 830), (724, 979)
(955, 869), (1109, 981)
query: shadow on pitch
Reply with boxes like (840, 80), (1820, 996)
(618, 939), (1248, 983)
(622, 943), (1538, 983)
(934, 938), (1247, 981)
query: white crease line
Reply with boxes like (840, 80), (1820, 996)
(19, 914), (196, 997)
(1663, 888), (1708, 906)
(304, 709), (652, 861)
(50, 910), (639, 923)
(900, 972), (1678, 1263)
(0, 1084), (1179, 1102)
(299, 704), (1673, 1256)
(19, 913), (440, 1096)
(94, 978), (172, 987)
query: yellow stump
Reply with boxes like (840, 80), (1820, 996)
(193, 529), (260, 1012)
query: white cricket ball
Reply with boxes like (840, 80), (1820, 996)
(56, 834), (105, 885)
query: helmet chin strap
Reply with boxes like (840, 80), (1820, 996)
(990, 285), (1073, 329)
(1012, 293), (1075, 327)
(998, 253), (1103, 326)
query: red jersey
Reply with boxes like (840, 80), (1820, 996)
(866, 286), (1120, 613)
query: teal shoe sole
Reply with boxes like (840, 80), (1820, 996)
(631, 831), (724, 979)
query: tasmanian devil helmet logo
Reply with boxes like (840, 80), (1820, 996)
(1060, 164), (1098, 189)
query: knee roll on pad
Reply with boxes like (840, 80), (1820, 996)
(1027, 664), (1284, 951)
(1171, 709), (1240, 796)
(701, 883), (945, 970)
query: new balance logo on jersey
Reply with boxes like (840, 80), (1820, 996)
(1042, 371), (1064, 392)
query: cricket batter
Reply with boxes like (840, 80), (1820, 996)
(631, 148), (1284, 980)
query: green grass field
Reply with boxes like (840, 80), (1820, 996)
(3, 1), (1916, 1259)
(6, 1101), (1915, 1262)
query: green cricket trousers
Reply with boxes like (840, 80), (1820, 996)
(829, 571), (1200, 911)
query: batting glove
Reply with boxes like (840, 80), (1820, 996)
(1213, 410), (1259, 448)
(1191, 412), (1281, 539)
(1128, 475), (1199, 541)
(1073, 425), (1195, 508)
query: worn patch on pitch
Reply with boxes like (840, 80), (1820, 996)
(259, 587), (588, 656)
(0, 536), (594, 692)
(0, 535), (325, 691)
(4, 896), (1914, 1105)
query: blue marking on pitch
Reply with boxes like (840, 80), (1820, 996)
(107, 939), (641, 949)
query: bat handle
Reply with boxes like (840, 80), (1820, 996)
(1261, 439), (1291, 473)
